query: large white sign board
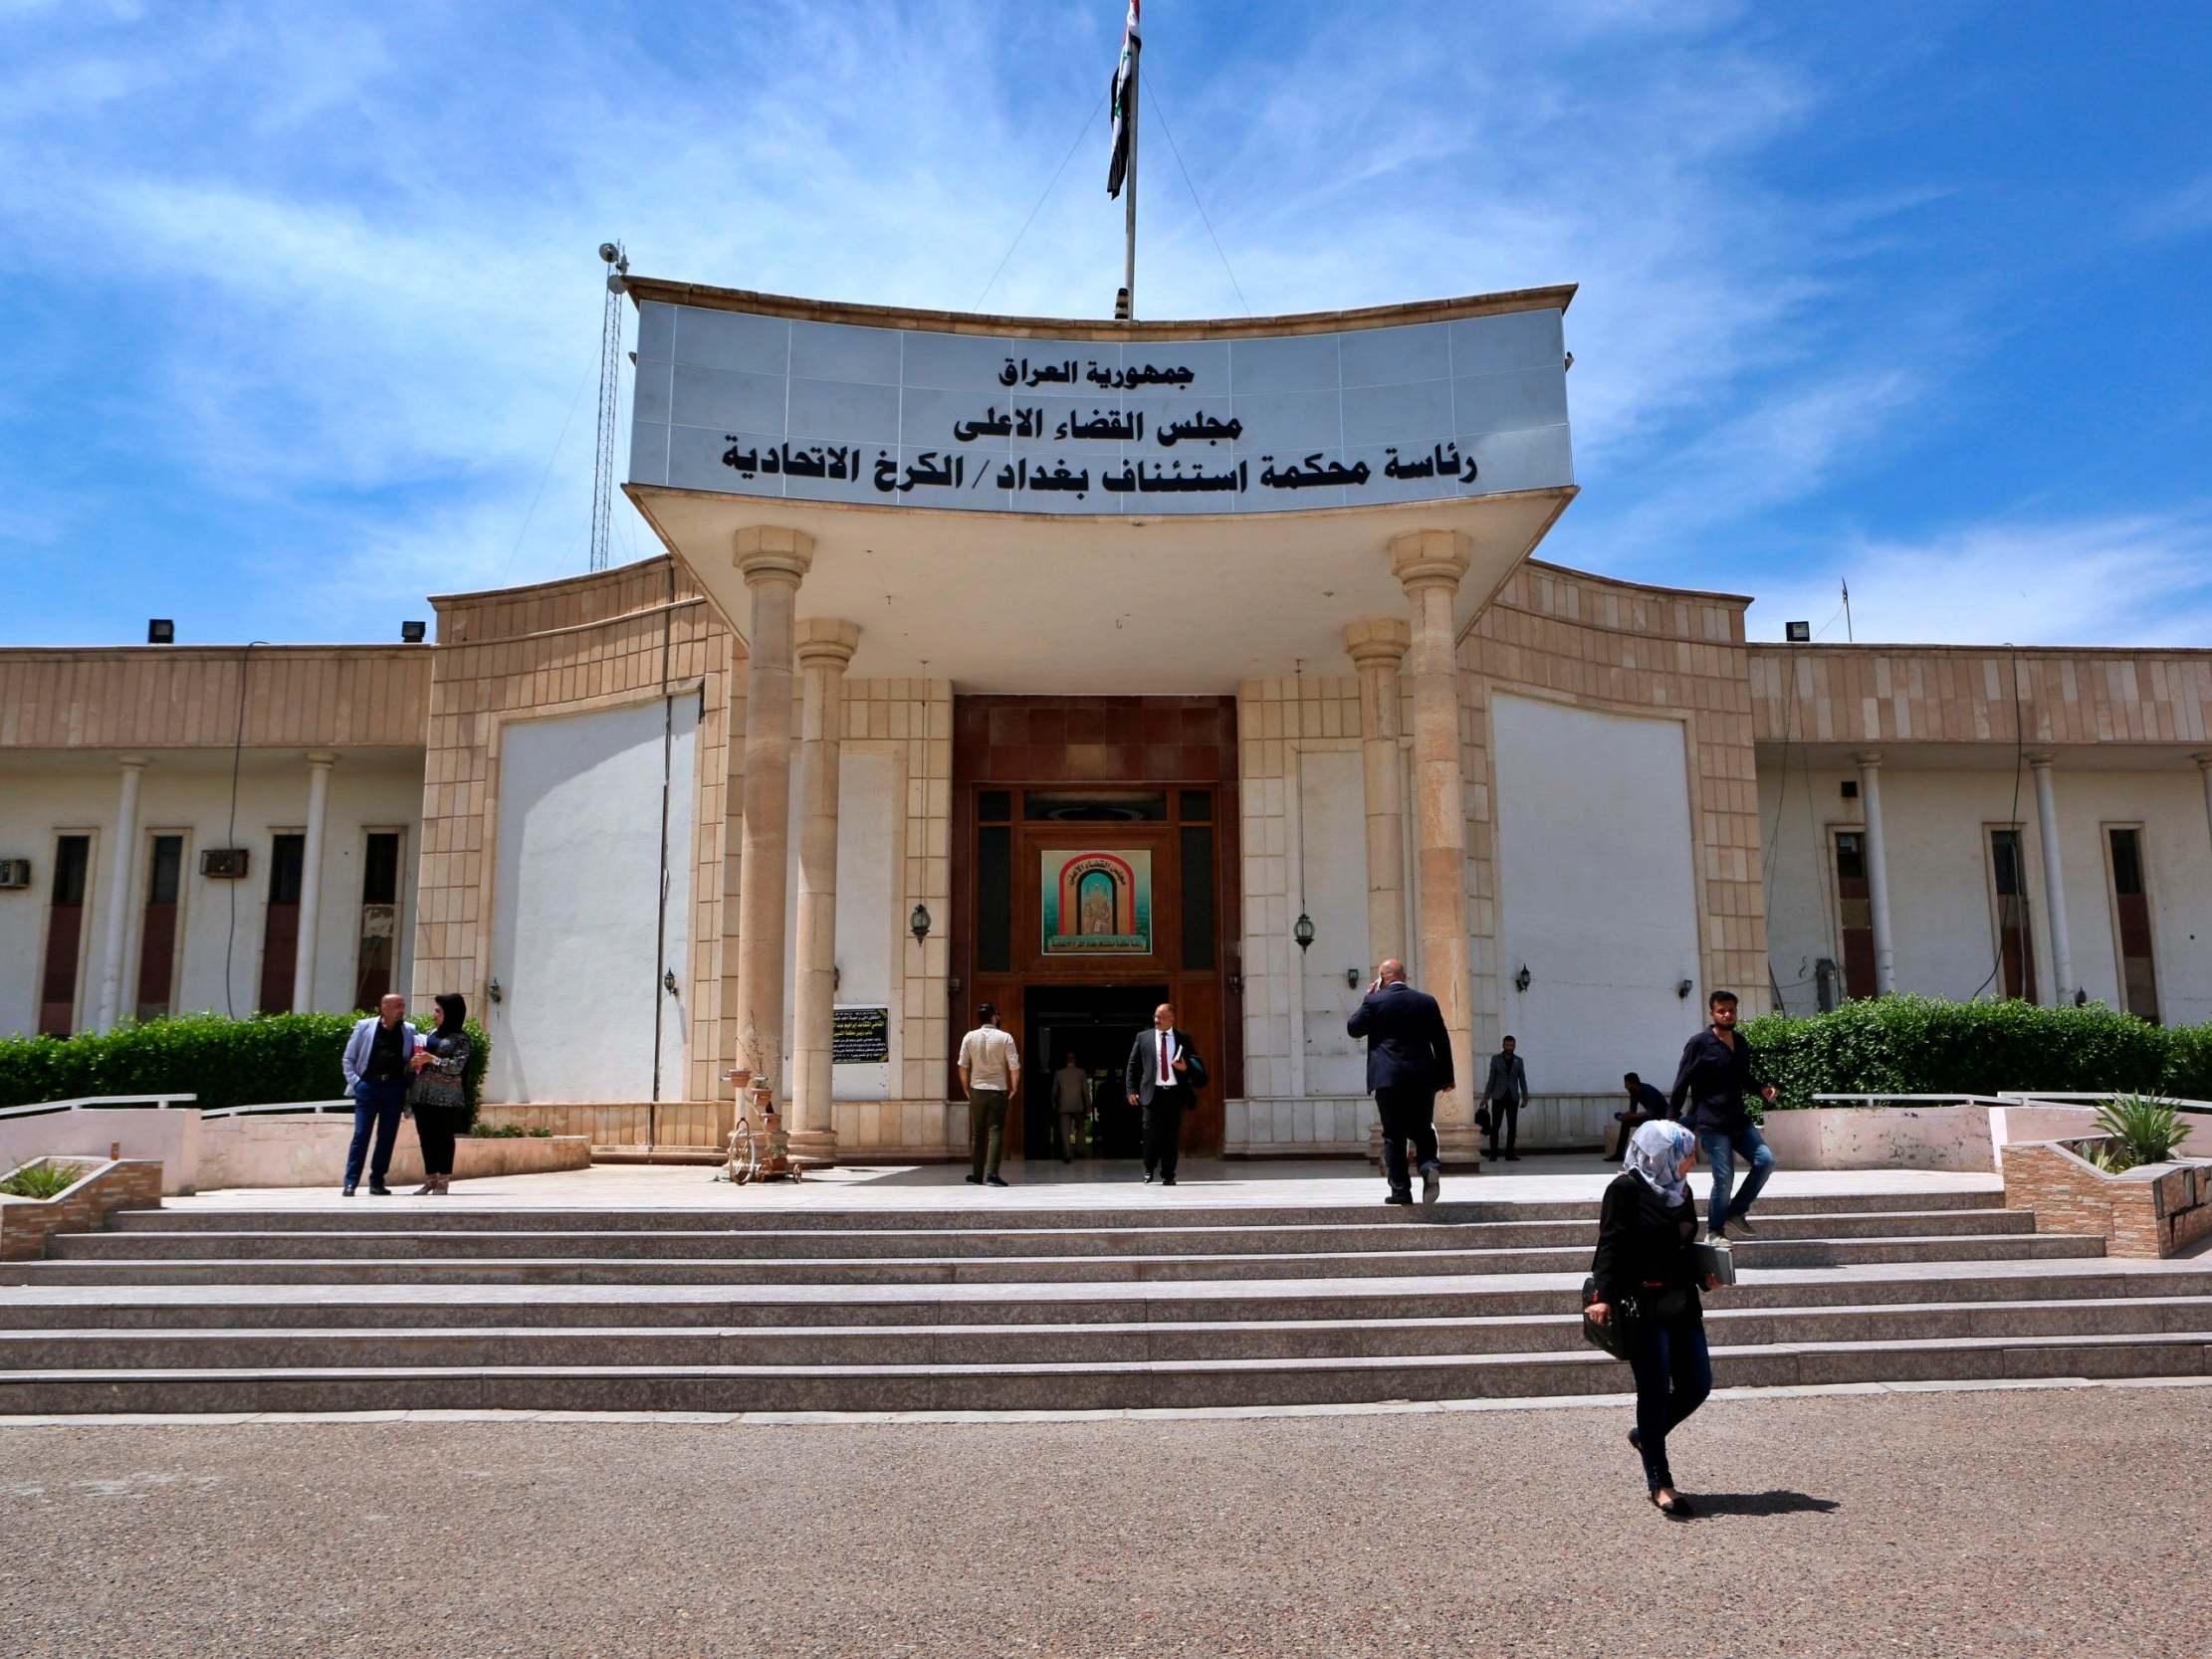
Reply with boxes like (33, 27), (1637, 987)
(627, 301), (1571, 516)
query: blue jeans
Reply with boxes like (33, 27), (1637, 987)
(345, 1079), (407, 1187)
(1629, 1316), (1712, 1493)
(1699, 1123), (1775, 1232)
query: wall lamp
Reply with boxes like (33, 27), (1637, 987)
(1293, 912), (1315, 952)
(487, 976), (503, 1004)
(1676, 977), (1694, 999)
(1344, 967), (1360, 988)
(1513, 964), (1532, 994)
(1227, 972), (1243, 994)
(663, 968), (679, 996)
(909, 903), (932, 945)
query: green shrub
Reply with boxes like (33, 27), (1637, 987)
(0, 1159), (81, 1199)
(2093, 1094), (2193, 1169)
(0, 1012), (492, 1122)
(1738, 995), (2185, 1111)
(2159, 1022), (2212, 1102)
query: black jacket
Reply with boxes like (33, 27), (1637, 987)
(1667, 1026), (1767, 1136)
(1125, 1028), (1208, 1109)
(1346, 982), (1454, 1094)
(1590, 1171), (1704, 1317)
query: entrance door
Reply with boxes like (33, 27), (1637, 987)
(1027, 983), (1170, 1161)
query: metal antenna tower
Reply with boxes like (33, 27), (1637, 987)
(589, 240), (630, 573)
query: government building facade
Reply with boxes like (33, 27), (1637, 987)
(6, 280), (2210, 1159)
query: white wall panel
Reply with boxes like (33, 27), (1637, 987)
(1492, 695), (1700, 1094)
(487, 698), (697, 1103)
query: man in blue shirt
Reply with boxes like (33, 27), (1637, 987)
(340, 993), (420, 1196)
(1666, 989), (1778, 1241)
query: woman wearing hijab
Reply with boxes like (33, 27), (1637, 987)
(1586, 1120), (1721, 1517)
(406, 992), (472, 1196)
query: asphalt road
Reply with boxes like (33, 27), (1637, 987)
(5, 1385), (2207, 1658)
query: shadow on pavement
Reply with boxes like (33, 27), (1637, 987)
(1690, 1489), (1842, 1517)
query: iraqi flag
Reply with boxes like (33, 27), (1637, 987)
(1107, 0), (1140, 198)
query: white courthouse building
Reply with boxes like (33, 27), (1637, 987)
(6, 278), (2211, 1159)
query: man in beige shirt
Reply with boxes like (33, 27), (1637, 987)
(958, 1002), (1020, 1186)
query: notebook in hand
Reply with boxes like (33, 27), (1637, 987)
(1690, 1239), (1736, 1287)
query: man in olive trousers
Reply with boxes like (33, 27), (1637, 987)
(958, 1002), (1020, 1188)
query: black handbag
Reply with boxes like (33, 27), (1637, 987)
(1476, 1104), (1493, 1136)
(1580, 1275), (1632, 1360)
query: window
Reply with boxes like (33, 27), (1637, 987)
(258, 832), (307, 1013)
(1023, 790), (1167, 821)
(2105, 826), (2160, 1023)
(353, 830), (403, 1010)
(975, 825), (1011, 974)
(1181, 824), (1216, 970)
(133, 834), (185, 1021)
(39, 834), (93, 1036)
(1987, 826), (2038, 1003)
(1831, 828), (1876, 1000)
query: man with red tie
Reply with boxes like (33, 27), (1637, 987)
(1124, 1001), (1208, 1186)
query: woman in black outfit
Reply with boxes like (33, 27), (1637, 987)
(1586, 1119), (1720, 1517)
(407, 993), (471, 1196)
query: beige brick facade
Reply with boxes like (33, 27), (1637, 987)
(1465, 559), (1769, 1025)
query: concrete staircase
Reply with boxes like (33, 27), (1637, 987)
(3, 1189), (2207, 1414)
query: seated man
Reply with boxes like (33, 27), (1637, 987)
(1613, 1071), (1670, 1162)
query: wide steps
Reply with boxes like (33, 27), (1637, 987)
(4, 1297), (2207, 1372)
(7, 1184), (2190, 1415)
(3, 1329), (2205, 1416)
(43, 1208), (2037, 1260)
(99, 1189), (2006, 1233)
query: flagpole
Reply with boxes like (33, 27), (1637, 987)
(1123, 35), (1139, 319)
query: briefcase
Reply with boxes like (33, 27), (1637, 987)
(1580, 1275), (1632, 1361)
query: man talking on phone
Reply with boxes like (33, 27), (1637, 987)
(1347, 957), (1456, 1207)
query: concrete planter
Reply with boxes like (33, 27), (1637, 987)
(199, 1116), (590, 1189)
(0, 1155), (165, 1261)
(2003, 1138), (2212, 1259)
(1756, 1106), (1995, 1172)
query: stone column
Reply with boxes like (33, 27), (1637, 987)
(788, 618), (859, 1164)
(731, 526), (813, 1103)
(1390, 530), (1476, 1159)
(94, 755), (148, 1031)
(1345, 618), (1411, 971)
(2029, 753), (2075, 1005)
(2194, 754), (2212, 857)
(291, 751), (337, 1014)
(1852, 751), (1896, 997)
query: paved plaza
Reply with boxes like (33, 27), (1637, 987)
(4, 1381), (2208, 1658)
(159, 1153), (2003, 1212)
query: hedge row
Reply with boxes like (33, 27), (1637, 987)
(0, 1012), (492, 1120)
(1739, 996), (2212, 1111)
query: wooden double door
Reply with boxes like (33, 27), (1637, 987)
(951, 697), (1240, 1160)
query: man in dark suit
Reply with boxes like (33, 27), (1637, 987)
(1124, 1002), (1208, 1186)
(1347, 957), (1456, 1207)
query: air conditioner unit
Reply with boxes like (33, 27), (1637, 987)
(200, 848), (251, 879)
(0, 859), (30, 890)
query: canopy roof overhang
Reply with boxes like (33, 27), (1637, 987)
(626, 484), (1577, 693)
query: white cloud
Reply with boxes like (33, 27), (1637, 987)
(0, 0), (2173, 645)
(1745, 511), (2212, 648)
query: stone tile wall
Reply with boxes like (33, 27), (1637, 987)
(417, 558), (737, 1107)
(0, 646), (430, 751)
(1749, 644), (2212, 747)
(1466, 559), (1768, 1024)
(2003, 1139), (2212, 1258)
(0, 1157), (162, 1262)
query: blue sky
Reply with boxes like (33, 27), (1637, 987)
(2, 0), (2207, 649)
